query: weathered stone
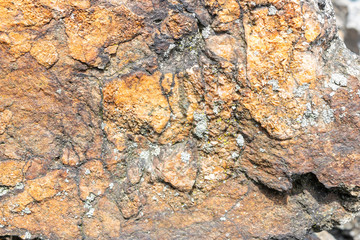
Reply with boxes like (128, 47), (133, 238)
(103, 71), (171, 135)
(30, 40), (59, 68)
(64, 5), (143, 67)
(157, 140), (198, 192)
(0, 160), (26, 187)
(0, 0), (360, 239)
(79, 160), (111, 200)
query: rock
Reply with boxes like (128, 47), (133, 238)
(157, 140), (198, 192)
(0, 0), (360, 239)
(103, 71), (171, 134)
(64, 5), (143, 68)
(30, 40), (59, 68)
(315, 231), (337, 240)
(332, 0), (360, 54)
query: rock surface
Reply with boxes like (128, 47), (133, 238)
(332, 0), (360, 54)
(0, 0), (360, 239)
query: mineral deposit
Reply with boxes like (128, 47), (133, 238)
(0, 0), (360, 239)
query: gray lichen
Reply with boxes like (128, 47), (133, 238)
(193, 111), (208, 139)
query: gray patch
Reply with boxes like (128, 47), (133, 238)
(293, 84), (309, 98)
(139, 150), (150, 160)
(268, 79), (280, 91)
(193, 111), (208, 139)
(236, 134), (245, 148)
(202, 142), (214, 153)
(139, 150), (153, 173)
(150, 144), (161, 156)
(202, 26), (214, 39)
(301, 102), (320, 127)
(164, 43), (176, 58)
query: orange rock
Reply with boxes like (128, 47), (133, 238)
(205, 34), (238, 62)
(79, 160), (111, 200)
(0, 0), (52, 32)
(30, 40), (59, 68)
(204, 0), (241, 23)
(0, 109), (12, 135)
(65, 5), (143, 67)
(103, 71), (171, 135)
(83, 196), (123, 238)
(158, 140), (198, 192)
(0, 0), (359, 239)
(161, 11), (198, 39)
(0, 160), (26, 187)
(119, 191), (143, 219)
(241, 2), (318, 139)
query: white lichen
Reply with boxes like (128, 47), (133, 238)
(181, 152), (191, 164)
(151, 144), (161, 156)
(84, 169), (91, 175)
(268, 6), (278, 16)
(0, 187), (9, 197)
(268, 79), (280, 91)
(329, 73), (348, 90)
(22, 207), (32, 215)
(202, 26), (214, 39)
(86, 193), (96, 202)
(24, 231), (32, 240)
(15, 182), (24, 190)
(236, 134), (245, 148)
(85, 207), (95, 218)
(293, 84), (309, 98)
(231, 152), (239, 159)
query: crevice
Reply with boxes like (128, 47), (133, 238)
(0, 236), (41, 240)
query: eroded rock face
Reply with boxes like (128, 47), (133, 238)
(0, 0), (360, 239)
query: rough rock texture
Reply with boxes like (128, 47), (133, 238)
(332, 0), (360, 54)
(330, 216), (360, 239)
(0, 0), (360, 239)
